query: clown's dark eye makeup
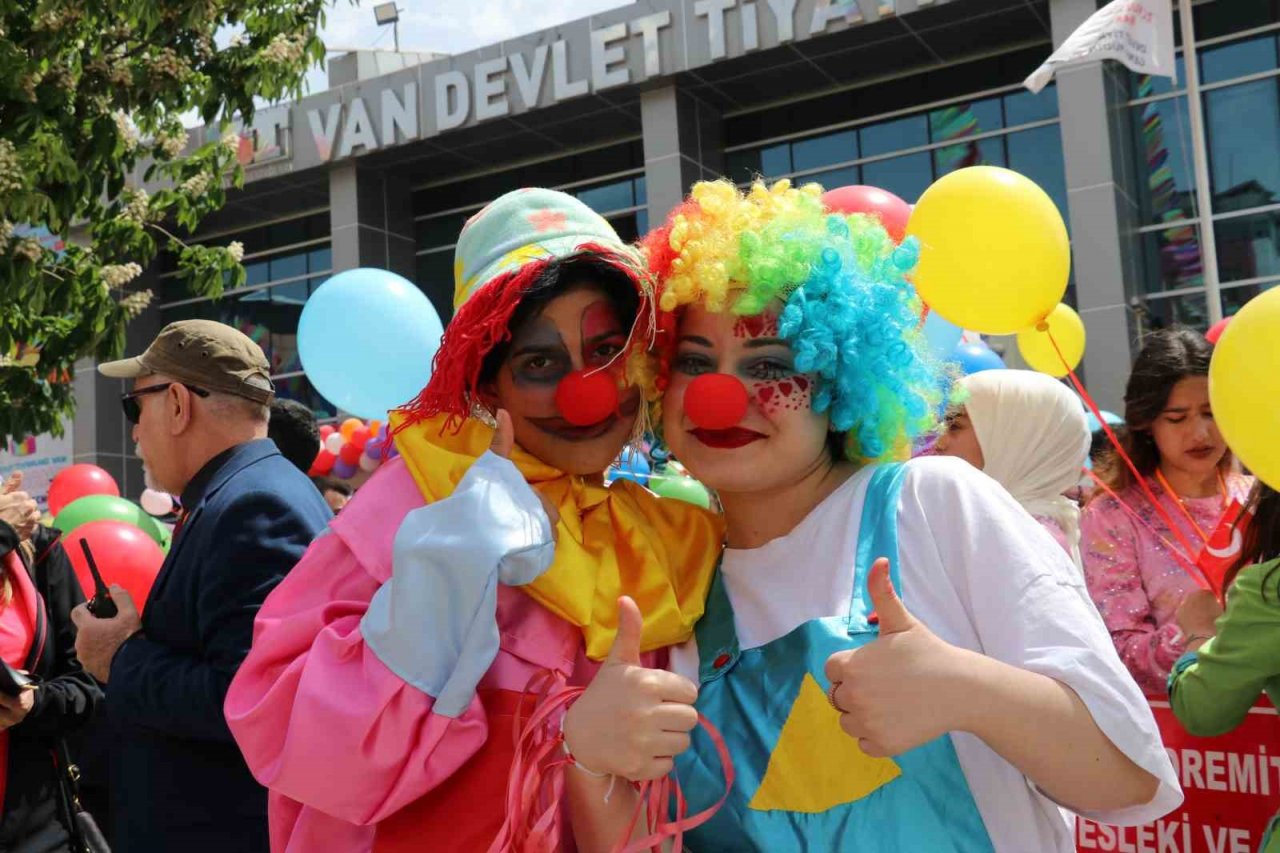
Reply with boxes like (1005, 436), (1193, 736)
(674, 351), (715, 376)
(512, 349), (569, 384)
(744, 357), (793, 382)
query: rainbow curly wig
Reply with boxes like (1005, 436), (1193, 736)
(642, 179), (951, 461)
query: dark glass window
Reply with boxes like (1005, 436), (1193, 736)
(1205, 78), (1280, 212)
(577, 179), (636, 214)
(1201, 34), (1278, 84)
(1007, 125), (1068, 221)
(1004, 85), (1059, 126)
(1130, 96), (1197, 225)
(860, 115), (928, 158)
(928, 98), (1003, 144)
(1216, 209), (1280, 284)
(1222, 279), (1278, 316)
(933, 137), (1005, 179)
(1141, 223), (1205, 294)
(1144, 292), (1209, 332)
(792, 130), (858, 173)
(861, 152), (933, 204)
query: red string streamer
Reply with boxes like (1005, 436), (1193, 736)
(1045, 328), (1211, 589)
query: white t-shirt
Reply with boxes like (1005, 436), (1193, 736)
(670, 456), (1182, 853)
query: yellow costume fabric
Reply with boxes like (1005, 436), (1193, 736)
(389, 411), (724, 660)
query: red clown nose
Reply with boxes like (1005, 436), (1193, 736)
(685, 374), (749, 430)
(555, 370), (619, 426)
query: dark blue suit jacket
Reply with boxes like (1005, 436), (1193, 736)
(106, 439), (331, 853)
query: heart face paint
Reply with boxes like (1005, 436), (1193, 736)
(751, 374), (812, 418)
(731, 311), (814, 419)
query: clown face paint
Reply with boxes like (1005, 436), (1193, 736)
(731, 313), (813, 418)
(491, 283), (640, 476)
(665, 305), (832, 496)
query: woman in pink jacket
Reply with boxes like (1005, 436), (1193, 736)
(1081, 328), (1250, 696)
(224, 189), (722, 852)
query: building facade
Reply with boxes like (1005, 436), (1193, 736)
(74, 0), (1280, 494)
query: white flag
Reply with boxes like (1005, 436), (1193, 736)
(1025, 0), (1176, 93)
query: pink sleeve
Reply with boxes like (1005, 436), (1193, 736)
(1080, 499), (1183, 696)
(224, 529), (489, 826)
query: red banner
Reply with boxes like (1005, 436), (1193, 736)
(1077, 700), (1278, 853)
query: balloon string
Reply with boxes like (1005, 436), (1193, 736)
(1045, 329), (1210, 589)
(1082, 467), (1206, 582)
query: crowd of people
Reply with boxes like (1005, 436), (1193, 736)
(0, 178), (1273, 853)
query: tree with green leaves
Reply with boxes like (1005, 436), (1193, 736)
(0, 0), (329, 442)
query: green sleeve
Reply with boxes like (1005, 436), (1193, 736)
(1168, 558), (1280, 737)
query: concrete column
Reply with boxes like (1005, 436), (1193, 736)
(641, 84), (724, 224)
(1051, 0), (1143, 411)
(328, 161), (418, 282)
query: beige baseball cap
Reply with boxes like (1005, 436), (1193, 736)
(99, 319), (275, 404)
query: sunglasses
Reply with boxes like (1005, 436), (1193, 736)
(121, 382), (210, 425)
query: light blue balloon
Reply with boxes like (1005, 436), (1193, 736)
(921, 309), (963, 360)
(1085, 410), (1123, 433)
(298, 269), (444, 419)
(950, 341), (1006, 375)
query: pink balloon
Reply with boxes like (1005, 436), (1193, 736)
(821, 185), (912, 243)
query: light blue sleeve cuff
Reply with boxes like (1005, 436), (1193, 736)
(361, 451), (555, 717)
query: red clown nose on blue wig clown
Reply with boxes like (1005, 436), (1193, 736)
(685, 374), (749, 430)
(555, 369), (620, 426)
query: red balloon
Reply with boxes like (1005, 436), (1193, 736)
(311, 448), (337, 476)
(685, 374), (749, 430)
(1205, 315), (1233, 344)
(555, 371), (619, 427)
(821, 185), (912, 243)
(65, 520), (164, 614)
(319, 425), (335, 440)
(349, 426), (371, 451)
(339, 442), (363, 466)
(47, 464), (120, 516)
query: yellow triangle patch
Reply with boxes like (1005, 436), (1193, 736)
(748, 673), (903, 814)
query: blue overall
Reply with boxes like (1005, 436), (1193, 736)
(673, 464), (996, 852)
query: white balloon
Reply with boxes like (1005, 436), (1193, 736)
(140, 488), (174, 516)
(325, 433), (345, 455)
(358, 454), (380, 472)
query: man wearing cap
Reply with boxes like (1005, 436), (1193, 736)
(72, 320), (332, 853)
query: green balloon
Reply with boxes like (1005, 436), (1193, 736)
(52, 495), (166, 545)
(649, 474), (712, 509)
(158, 524), (172, 554)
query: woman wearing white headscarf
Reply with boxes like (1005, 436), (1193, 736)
(935, 370), (1092, 569)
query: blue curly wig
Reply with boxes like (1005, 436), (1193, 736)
(641, 179), (952, 461)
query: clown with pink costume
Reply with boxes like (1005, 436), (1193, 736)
(224, 189), (723, 852)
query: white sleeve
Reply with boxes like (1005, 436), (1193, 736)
(897, 456), (1182, 826)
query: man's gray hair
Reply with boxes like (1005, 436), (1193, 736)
(207, 390), (271, 424)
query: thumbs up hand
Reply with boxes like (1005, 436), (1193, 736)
(562, 597), (699, 781)
(824, 558), (969, 759)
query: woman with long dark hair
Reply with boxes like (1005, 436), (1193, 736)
(1081, 328), (1251, 696)
(1168, 481), (1280, 852)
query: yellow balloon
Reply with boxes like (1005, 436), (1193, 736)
(907, 166), (1070, 335)
(1016, 303), (1085, 377)
(1209, 287), (1280, 490)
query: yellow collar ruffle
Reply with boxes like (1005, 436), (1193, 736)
(388, 413), (724, 660)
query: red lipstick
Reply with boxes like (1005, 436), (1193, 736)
(691, 427), (766, 449)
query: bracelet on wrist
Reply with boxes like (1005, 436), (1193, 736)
(559, 712), (618, 802)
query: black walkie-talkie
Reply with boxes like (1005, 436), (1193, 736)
(79, 539), (118, 618)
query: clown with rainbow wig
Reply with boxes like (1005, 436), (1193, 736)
(568, 180), (1181, 852)
(225, 188), (724, 852)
